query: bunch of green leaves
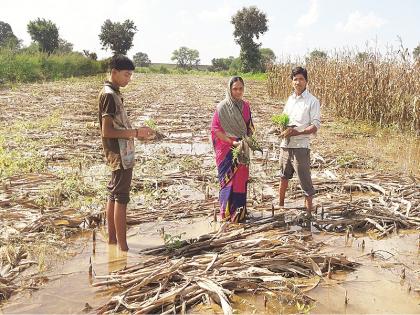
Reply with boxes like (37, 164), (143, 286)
(162, 232), (186, 250)
(271, 113), (290, 128)
(232, 146), (241, 163)
(246, 135), (263, 154)
(144, 119), (157, 130)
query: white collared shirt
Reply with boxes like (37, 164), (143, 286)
(280, 89), (321, 149)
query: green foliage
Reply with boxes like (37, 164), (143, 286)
(171, 46), (200, 69)
(260, 47), (276, 71)
(0, 48), (104, 82)
(133, 52), (151, 67)
(0, 21), (20, 49)
(82, 50), (98, 60)
(271, 113), (290, 128)
(296, 301), (313, 314)
(239, 40), (263, 72)
(133, 63), (268, 80)
(227, 57), (242, 74)
(355, 52), (370, 63)
(232, 146), (241, 163)
(0, 136), (46, 179)
(336, 153), (359, 168)
(99, 19), (137, 55)
(0, 110), (61, 178)
(144, 119), (157, 130)
(55, 38), (73, 54)
(231, 135), (262, 165)
(55, 174), (96, 205)
(306, 49), (328, 62)
(162, 231), (186, 250)
(246, 135), (263, 154)
(231, 6), (268, 72)
(27, 18), (59, 54)
(209, 56), (235, 72)
(83, 49), (98, 60)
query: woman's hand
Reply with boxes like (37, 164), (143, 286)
(232, 140), (241, 147)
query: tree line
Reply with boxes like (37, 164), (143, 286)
(1, 6), (419, 73)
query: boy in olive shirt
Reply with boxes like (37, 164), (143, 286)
(98, 55), (155, 251)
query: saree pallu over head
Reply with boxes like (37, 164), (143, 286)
(211, 77), (255, 222)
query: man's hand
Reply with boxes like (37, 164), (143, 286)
(281, 127), (300, 138)
(137, 127), (156, 140)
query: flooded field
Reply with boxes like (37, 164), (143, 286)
(0, 74), (419, 313)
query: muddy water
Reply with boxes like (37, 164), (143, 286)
(1, 217), (220, 314)
(2, 221), (418, 314)
(309, 231), (420, 314)
(137, 142), (212, 156)
(222, 231), (420, 314)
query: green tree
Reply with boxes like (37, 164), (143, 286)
(133, 52), (151, 67)
(260, 47), (276, 71)
(209, 56), (235, 71)
(228, 57), (242, 74)
(27, 18), (59, 54)
(55, 38), (73, 54)
(99, 19), (137, 55)
(0, 21), (20, 49)
(171, 47), (200, 69)
(83, 50), (98, 60)
(355, 52), (369, 63)
(413, 44), (420, 61)
(308, 49), (328, 61)
(231, 6), (268, 72)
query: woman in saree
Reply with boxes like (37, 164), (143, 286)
(211, 76), (257, 223)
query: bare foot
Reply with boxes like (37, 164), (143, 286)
(119, 244), (129, 252)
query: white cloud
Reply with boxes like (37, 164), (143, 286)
(336, 11), (386, 33)
(296, 0), (319, 27)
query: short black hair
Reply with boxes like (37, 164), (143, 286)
(109, 54), (135, 71)
(230, 76), (244, 88)
(290, 66), (308, 81)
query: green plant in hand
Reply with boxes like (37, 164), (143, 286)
(144, 118), (166, 140)
(231, 135), (262, 165)
(271, 113), (294, 144)
(271, 113), (290, 128)
(246, 135), (263, 154)
(232, 145), (241, 163)
(144, 119), (157, 130)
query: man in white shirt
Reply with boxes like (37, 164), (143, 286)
(279, 66), (321, 217)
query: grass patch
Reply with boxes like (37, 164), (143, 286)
(0, 110), (64, 179)
(134, 66), (267, 81)
(0, 49), (105, 83)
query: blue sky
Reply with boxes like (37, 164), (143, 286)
(2, 0), (419, 64)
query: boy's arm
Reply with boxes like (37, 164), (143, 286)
(102, 116), (136, 139)
(102, 117), (156, 140)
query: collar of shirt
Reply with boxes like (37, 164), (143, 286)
(292, 89), (309, 100)
(104, 80), (120, 93)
